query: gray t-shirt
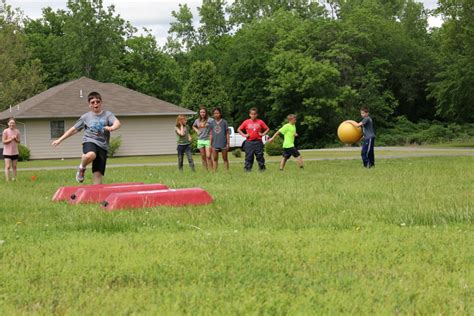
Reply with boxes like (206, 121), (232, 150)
(361, 116), (375, 138)
(74, 110), (117, 150)
(193, 118), (213, 140)
(209, 119), (228, 149)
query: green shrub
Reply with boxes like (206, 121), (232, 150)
(408, 125), (455, 144)
(265, 136), (283, 156)
(18, 144), (30, 161)
(108, 136), (122, 157)
(190, 133), (198, 153)
(232, 148), (242, 158)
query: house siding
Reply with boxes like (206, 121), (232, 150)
(23, 116), (179, 159)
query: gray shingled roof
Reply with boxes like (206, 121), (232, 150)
(0, 77), (195, 120)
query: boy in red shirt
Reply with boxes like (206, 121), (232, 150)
(238, 108), (270, 172)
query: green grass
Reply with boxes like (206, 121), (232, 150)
(0, 156), (473, 314)
(15, 146), (474, 169)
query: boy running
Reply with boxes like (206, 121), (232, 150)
(52, 91), (121, 184)
(268, 114), (304, 171)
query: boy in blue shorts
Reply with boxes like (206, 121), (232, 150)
(268, 114), (304, 171)
(52, 91), (121, 184)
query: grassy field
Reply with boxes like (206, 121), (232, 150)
(0, 155), (473, 314)
(13, 146), (474, 169)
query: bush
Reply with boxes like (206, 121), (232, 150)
(108, 136), (122, 157)
(18, 144), (30, 161)
(190, 133), (198, 153)
(232, 148), (242, 158)
(265, 136), (283, 156)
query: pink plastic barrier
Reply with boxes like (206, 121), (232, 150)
(101, 188), (213, 211)
(52, 182), (143, 202)
(69, 183), (169, 204)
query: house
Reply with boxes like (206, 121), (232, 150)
(0, 77), (195, 159)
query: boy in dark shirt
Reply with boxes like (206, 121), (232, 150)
(351, 107), (375, 168)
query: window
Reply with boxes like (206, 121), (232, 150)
(50, 120), (64, 139)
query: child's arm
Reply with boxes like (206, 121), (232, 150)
(226, 128), (230, 149)
(2, 131), (12, 144)
(192, 121), (200, 134)
(268, 130), (281, 143)
(104, 119), (121, 132)
(52, 126), (79, 147)
(349, 120), (364, 128)
(260, 126), (270, 137)
(14, 131), (21, 143)
(237, 126), (248, 138)
(175, 125), (186, 136)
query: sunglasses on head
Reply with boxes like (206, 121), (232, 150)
(89, 100), (101, 105)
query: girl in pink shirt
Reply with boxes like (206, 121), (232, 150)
(2, 117), (21, 181)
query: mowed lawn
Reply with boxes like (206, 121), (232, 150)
(0, 155), (472, 314)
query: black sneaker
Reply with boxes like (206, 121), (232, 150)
(76, 166), (86, 183)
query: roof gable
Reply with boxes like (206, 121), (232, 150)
(1, 77), (194, 120)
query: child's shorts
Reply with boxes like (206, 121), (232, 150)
(282, 147), (300, 159)
(83, 142), (108, 175)
(3, 154), (19, 161)
(197, 139), (211, 149)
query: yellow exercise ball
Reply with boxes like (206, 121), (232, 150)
(337, 120), (362, 144)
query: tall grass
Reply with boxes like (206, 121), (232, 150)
(0, 156), (472, 314)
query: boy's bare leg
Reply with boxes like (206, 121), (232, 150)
(280, 157), (288, 170)
(93, 171), (103, 185)
(81, 151), (96, 169)
(296, 156), (304, 168)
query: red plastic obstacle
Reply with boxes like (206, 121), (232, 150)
(101, 188), (213, 211)
(69, 183), (169, 204)
(52, 182), (143, 202)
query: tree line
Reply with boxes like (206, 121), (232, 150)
(0, 0), (472, 147)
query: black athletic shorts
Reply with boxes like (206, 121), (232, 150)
(3, 154), (19, 160)
(83, 142), (108, 175)
(282, 147), (301, 159)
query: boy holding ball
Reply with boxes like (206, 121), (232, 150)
(350, 107), (375, 168)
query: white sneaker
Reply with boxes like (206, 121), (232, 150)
(75, 166), (86, 183)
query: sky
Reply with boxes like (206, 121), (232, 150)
(7, 0), (443, 47)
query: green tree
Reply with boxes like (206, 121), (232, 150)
(428, 0), (474, 122)
(0, 0), (44, 110)
(115, 34), (183, 104)
(24, 0), (135, 86)
(198, 0), (228, 44)
(181, 60), (230, 116)
(228, 0), (324, 26)
(166, 4), (196, 53)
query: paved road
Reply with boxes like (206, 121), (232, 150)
(12, 147), (473, 171)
